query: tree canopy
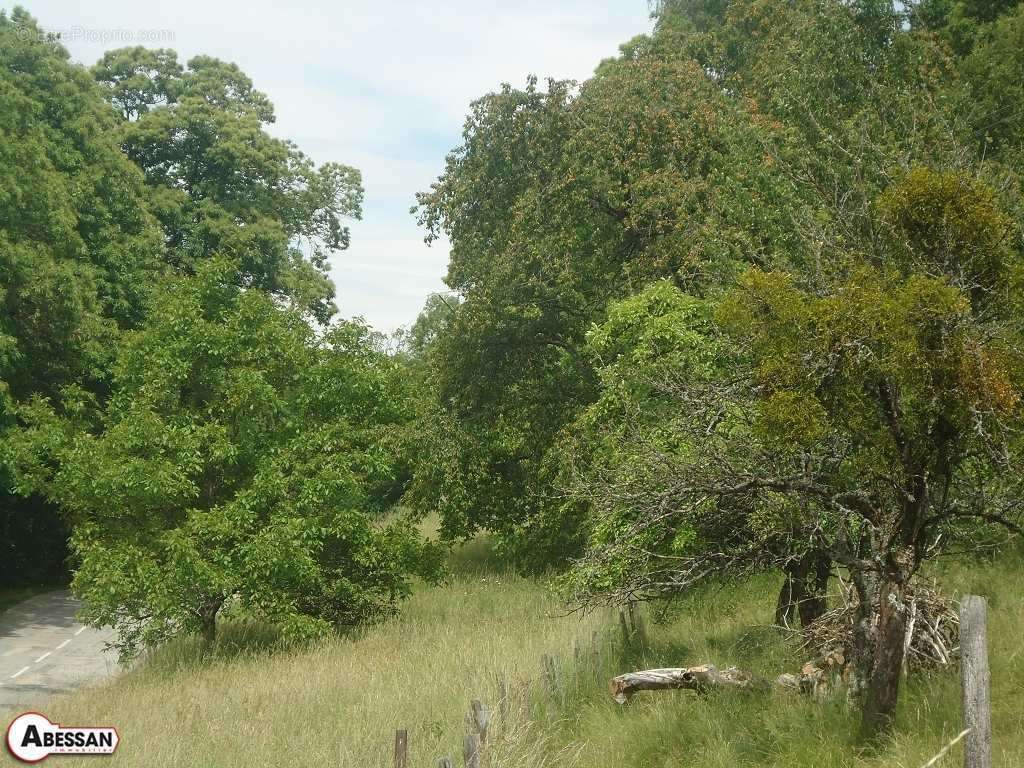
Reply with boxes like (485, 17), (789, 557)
(2, 0), (1023, 742)
(408, 0), (1024, 736)
(11, 262), (438, 656)
(93, 47), (364, 323)
(0, 8), (428, 654)
(0, 9), (163, 585)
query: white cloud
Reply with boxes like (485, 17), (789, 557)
(21, 0), (653, 331)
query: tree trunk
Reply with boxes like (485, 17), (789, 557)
(798, 552), (830, 626)
(860, 578), (907, 737)
(775, 551), (831, 629)
(775, 570), (796, 628)
(847, 557), (879, 704)
(199, 599), (222, 647)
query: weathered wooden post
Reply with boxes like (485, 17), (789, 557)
(631, 602), (648, 649)
(463, 733), (480, 768)
(470, 699), (489, 748)
(541, 653), (560, 698)
(960, 595), (991, 768)
(498, 678), (510, 722)
(618, 607), (631, 647)
(394, 729), (408, 768)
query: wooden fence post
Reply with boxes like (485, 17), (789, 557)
(463, 733), (480, 768)
(498, 678), (510, 722)
(541, 653), (560, 698)
(470, 699), (489, 748)
(394, 729), (408, 768)
(631, 602), (648, 648)
(960, 595), (991, 768)
(619, 607), (631, 647)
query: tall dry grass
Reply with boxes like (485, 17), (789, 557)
(9, 538), (1023, 768)
(22, 535), (612, 768)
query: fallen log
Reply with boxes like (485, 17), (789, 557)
(609, 660), (842, 703)
(609, 664), (771, 704)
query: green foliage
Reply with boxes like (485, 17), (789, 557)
(0, 9), (163, 585)
(567, 159), (1023, 595)
(408, 36), (789, 567)
(913, 0), (1023, 53)
(559, 281), (742, 599)
(876, 166), (1017, 298)
(0, 10), (390, 633)
(395, 292), (461, 360)
(562, 162), (1023, 732)
(0, 10), (162, 401)
(93, 48), (364, 322)
(960, 4), (1024, 153)
(9, 262), (439, 657)
(408, 0), (1001, 576)
(91, 46), (182, 119)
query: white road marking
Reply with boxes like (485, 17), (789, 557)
(74, 626), (86, 636)
(56, 640), (71, 651)
(11, 666), (30, 679)
(34, 652), (51, 664)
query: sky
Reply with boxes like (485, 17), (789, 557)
(21, 1), (654, 333)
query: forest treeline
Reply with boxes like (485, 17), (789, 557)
(2, 0), (1023, 739)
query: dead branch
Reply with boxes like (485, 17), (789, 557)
(609, 664), (773, 703)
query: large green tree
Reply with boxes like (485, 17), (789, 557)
(0, 9), (163, 585)
(2, 12), (381, 637)
(565, 166), (1024, 735)
(409, 49), (786, 567)
(414, 0), (1021, 737)
(93, 48), (363, 322)
(10, 261), (438, 656)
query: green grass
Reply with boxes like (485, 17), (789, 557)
(9, 543), (1023, 767)
(550, 553), (1024, 768)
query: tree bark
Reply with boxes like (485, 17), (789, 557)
(776, 551), (831, 628)
(860, 578), (907, 737)
(848, 560), (879, 703)
(198, 598), (222, 646)
(775, 570), (796, 628)
(799, 552), (831, 626)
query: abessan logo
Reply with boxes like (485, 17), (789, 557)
(6, 712), (119, 763)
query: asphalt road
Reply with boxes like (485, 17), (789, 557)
(0, 590), (118, 716)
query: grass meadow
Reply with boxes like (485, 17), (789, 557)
(6, 534), (1023, 767)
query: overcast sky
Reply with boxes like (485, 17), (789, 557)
(21, 1), (654, 332)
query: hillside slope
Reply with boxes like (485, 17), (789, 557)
(7, 544), (1022, 767)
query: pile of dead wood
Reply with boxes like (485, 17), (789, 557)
(801, 578), (959, 671)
